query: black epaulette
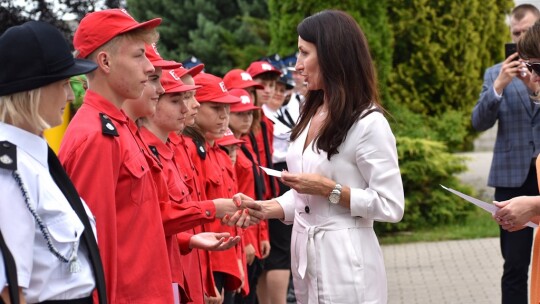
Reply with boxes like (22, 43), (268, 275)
(218, 145), (229, 154)
(148, 145), (160, 161)
(193, 138), (206, 160)
(99, 113), (119, 137)
(0, 141), (17, 171)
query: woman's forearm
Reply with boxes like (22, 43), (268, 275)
(260, 199), (285, 220)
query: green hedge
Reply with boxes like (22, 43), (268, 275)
(375, 136), (475, 234)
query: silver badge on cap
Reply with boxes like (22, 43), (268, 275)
(106, 123), (115, 131)
(0, 154), (13, 165)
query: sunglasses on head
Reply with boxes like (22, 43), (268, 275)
(525, 62), (540, 75)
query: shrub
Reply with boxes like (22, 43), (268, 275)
(375, 136), (476, 234)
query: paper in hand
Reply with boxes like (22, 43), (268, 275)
(259, 166), (282, 178)
(441, 185), (538, 228)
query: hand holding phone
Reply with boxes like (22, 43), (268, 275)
(505, 43), (518, 61)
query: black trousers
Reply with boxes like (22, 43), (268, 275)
(495, 162), (537, 304)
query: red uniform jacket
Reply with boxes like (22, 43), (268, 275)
(249, 116), (279, 200)
(138, 127), (217, 302)
(235, 146), (269, 259)
(188, 140), (243, 292)
(58, 90), (174, 303)
(169, 132), (216, 303)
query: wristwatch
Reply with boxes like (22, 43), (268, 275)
(328, 183), (342, 204)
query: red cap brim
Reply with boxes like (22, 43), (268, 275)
(202, 95), (241, 104)
(151, 59), (182, 69)
(165, 83), (201, 93)
(187, 64), (204, 77)
(120, 18), (162, 36)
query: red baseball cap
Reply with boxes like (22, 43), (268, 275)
(217, 128), (245, 146)
(161, 69), (200, 94)
(223, 69), (264, 90)
(145, 43), (181, 69)
(246, 61), (282, 79)
(74, 9), (162, 59)
(229, 89), (259, 113)
(175, 64), (205, 79)
(194, 73), (241, 104)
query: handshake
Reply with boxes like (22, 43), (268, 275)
(213, 193), (265, 228)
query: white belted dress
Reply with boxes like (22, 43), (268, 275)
(275, 111), (404, 304)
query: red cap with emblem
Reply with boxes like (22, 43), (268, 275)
(194, 73), (241, 104)
(74, 9), (161, 59)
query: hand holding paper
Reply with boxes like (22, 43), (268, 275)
(259, 166), (282, 178)
(440, 185), (538, 228)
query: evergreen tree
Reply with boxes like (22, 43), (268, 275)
(0, 0), (121, 47)
(127, 0), (270, 75)
(267, 0), (393, 101)
(387, 0), (514, 149)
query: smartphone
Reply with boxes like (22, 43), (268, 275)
(505, 43), (518, 61)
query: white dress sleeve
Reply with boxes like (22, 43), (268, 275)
(349, 113), (405, 222)
(275, 189), (296, 224)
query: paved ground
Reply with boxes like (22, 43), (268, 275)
(382, 149), (507, 304)
(383, 237), (503, 303)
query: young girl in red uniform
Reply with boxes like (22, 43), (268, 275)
(184, 73), (244, 304)
(226, 88), (270, 304)
(246, 61), (282, 201)
(169, 64), (221, 304)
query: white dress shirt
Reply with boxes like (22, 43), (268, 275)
(0, 122), (95, 303)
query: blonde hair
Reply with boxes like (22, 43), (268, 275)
(0, 88), (49, 132)
(88, 28), (159, 61)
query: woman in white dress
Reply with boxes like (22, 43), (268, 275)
(257, 10), (405, 303)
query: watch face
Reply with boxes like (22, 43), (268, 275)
(329, 191), (340, 204)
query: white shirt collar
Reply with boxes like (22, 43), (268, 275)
(0, 122), (48, 168)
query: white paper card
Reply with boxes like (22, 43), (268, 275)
(259, 166), (282, 177)
(441, 185), (538, 228)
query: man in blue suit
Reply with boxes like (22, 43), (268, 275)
(472, 4), (540, 304)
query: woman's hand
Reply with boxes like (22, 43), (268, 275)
(493, 196), (540, 231)
(280, 171), (333, 197)
(214, 193), (265, 227)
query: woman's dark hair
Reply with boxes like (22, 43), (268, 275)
(291, 10), (381, 160)
(517, 20), (540, 60)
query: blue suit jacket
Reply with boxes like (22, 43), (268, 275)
(472, 62), (540, 188)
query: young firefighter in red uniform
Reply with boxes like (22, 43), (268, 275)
(184, 73), (245, 303)
(246, 61), (282, 202)
(140, 67), (245, 302)
(168, 65), (223, 304)
(58, 9), (176, 303)
(227, 88), (270, 304)
(216, 130), (251, 300)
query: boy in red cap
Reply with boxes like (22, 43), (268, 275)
(58, 9), (176, 303)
